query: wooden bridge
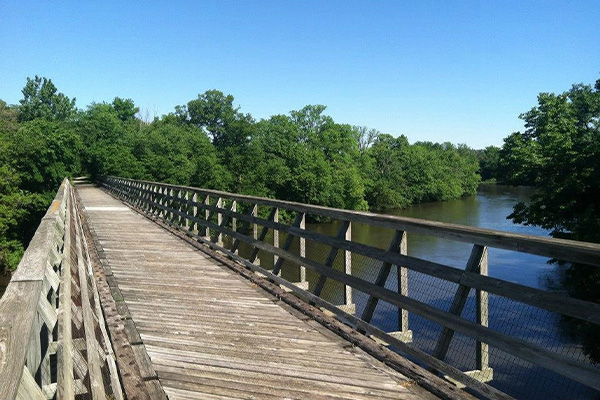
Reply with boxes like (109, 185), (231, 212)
(1, 177), (599, 400)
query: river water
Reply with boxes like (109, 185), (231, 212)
(296, 184), (597, 400)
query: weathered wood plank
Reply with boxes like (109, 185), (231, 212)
(16, 366), (45, 400)
(0, 281), (42, 400)
(78, 185), (442, 400)
(433, 245), (486, 363)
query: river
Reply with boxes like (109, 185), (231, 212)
(295, 184), (595, 400)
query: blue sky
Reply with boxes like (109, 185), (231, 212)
(1, 1), (598, 148)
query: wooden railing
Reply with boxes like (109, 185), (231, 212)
(100, 176), (600, 400)
(0, 179), (122, 400)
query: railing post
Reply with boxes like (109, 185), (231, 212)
(273, 208), (279, 266)
(183, 191), (189, 230)
(288, 212), (308, 290)
(299, 213), (306, 284)
(476, 247), (490, 372)
(169, 188), (175, 222)
(204, 195), (210, 239)
(231, 201), (237, 234)
(395, 231), (412, 341)
(343, 222), (353, 309)
(252, 204), (259, 265)
(216, 197), (223, 246)
(191, 192), (198, 233)
(434, 244), (493, 387)
(158, 186), (164, 218)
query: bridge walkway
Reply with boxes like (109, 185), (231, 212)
(77, 185), (433, 400)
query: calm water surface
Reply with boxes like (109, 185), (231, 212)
(300, 184), (596, 400)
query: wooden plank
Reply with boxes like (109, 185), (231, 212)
(344, 221), (352, 306)
(74, 187), (154, 400)
(78, 185), (448, 400)
(141, 220), (484, 400)
(16, 366), (45, 400)
(432, 245), (486, 363)
(360, 229), (405, 324)
(0, 281), (42, 400)
(476, 248), (489, 371)
(73, 201), (106, 400)
(37, 295), (57, 331)
(312, 220), (350, 298)
(132, 344), (158, 380)
(57, 201), (75, 400)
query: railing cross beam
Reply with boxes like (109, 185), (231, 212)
(312, 220), (351, 298)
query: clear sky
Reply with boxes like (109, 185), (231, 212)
(1, 1), (598, 148)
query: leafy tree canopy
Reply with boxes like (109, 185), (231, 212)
(112, 97), (139, 122)
(504, 80), (600, 242)
(497, 79), (600, 363)
(0, 76), (485, 272)
(18, 76), (76, 122)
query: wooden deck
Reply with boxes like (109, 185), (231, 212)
(77, 185), (433, 400)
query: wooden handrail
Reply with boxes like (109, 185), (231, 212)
(0, 179), (123, 400)
(105, 176), (600, 266)
(0, 179), (68, 400)
(100, 176), (600, 399)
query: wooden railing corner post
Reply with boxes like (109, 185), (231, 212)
(204, 195), (211, 239)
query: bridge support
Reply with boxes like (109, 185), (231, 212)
(434, 245), (493, 386)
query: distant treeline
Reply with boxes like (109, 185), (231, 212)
(0, 76), (482, 270)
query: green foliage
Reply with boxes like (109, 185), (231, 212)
(253, 107), (367, 211)
(134, 121), (230, 190)
(498, 79), (600, 363)
(364, 136), (480, 209)
(0, 75), (485, 273)
(18, 76), (76, 122)
(503, 82), (600, 242)
(78, 102), (144, 179)
(6, 119), (83, 193)
(0, 100), (19, 134)
(477, 146), (500, 181)
(0, 145), (47, 271)
(112, 97), (139, 122)
(184, 90), (244, 149)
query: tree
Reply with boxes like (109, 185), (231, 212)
(112, 97), (139, 122)
(186, 90), (241, 148)
(0, 163), (47, 271)
(0, 110), (47, 271)
(5, 119), (82, 193)
(18, 76), (76, 122)
(77, 102), (144, 179)
(497, 132), (540, 185)
(477, 146), (500, 181)
(499, 79), (600, 362)
(0, 100), (19, 133)
(353, 126), (380, 153)
(252, 107), (367, 211)
(134, 120), (230, 190)
(363, 136), (480, 210)
(507, 83), (600, 242)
